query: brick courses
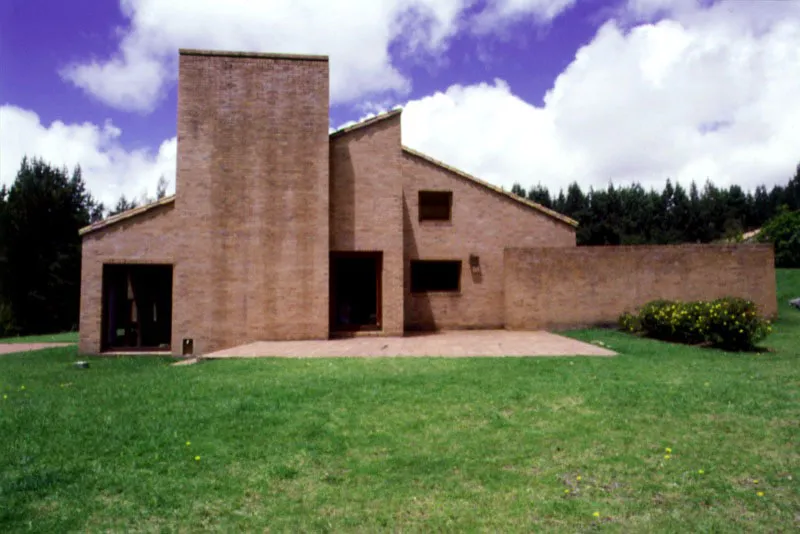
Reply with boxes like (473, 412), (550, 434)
(504, 244), (778, 330)
(78, 48), (775, 356)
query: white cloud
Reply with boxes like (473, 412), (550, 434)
(60, 0), (577, 113)
(9, 0), (799, 208)
(0, 106), (176, 206)
(401, 0), (800, 194)
(472, 0), (577, 32)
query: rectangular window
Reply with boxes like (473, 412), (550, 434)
(410, 260), (461, 293)
(418, 191), (452, 221)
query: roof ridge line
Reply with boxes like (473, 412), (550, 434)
(400, 146), (578, 228)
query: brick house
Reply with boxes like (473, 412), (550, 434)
(77, 48), (578, 356)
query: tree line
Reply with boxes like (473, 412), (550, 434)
(510, 165), (800, 246)
(0, 157), (169, 336)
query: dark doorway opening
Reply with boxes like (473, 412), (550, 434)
(330, 252), (382, 332)
(101, 264), (173, 352)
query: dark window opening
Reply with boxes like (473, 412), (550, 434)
(411, 260), (461, 293)
(419, 191), (452, 221)
(330, 252), (382, 331)
(101, 264), (173, 351)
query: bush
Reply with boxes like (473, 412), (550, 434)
(758, 208), (800, 268)
(619, 297), (771, 351)
(0, 300), (19, 337)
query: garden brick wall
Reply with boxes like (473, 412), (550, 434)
(504, 244), (778, 331)
(402, 152), (577, 330)
(329, 114), (405, 335)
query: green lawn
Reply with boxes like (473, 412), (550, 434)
(0, 331), (78, 344)
(1, 272), (798, 532)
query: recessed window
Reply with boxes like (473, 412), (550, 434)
(419, 191), (452, 221)
(411, 260), (461, 293)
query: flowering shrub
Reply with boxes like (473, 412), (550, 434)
(619, 297), (771, 351)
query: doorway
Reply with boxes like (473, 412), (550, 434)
(101, 264), (173, 351)
(330, 252), (382, 332)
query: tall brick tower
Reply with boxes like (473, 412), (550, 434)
(173, 49), (330, 354)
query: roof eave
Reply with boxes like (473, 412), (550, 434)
(79, 195), (176, 237)
(329, 109), (402, 139)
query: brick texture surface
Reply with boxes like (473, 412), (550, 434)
(79, 205), (177, 354)
(402, 152), (576, 330)
(174, 52), (330, 354)
(504, 244), (778, 330)
(329, 115), (404, 335)
(81, 50), (775, 356)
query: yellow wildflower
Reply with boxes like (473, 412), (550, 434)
(186, 441), (191, 446)
(698, 469), (704, 474)
(757, 491), (764, 497)
(564, 489), (570, 494)
(665, 447), (672, 453)
(664, 454), (671, 460)
(195, 456), (201, 461)
(576, 476), (582, 481)
(593, 511), (600, 517)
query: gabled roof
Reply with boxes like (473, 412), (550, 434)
(79, 195), (175, 236)
(80, 109), (576, 237)
(401, 147), (578, 228)
(329, 109), (402, 139)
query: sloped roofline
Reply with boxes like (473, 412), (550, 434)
(79, 110), (576, 236)
(401, 147), (579, 228)
(79, 111), (405, 238)
(329, 109), (402, 139)
(79, 195), (175, 237)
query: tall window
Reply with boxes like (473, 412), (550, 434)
(410, 260), (461, 293)
(418, 191), (453, 221)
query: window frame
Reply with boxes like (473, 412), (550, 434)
(410, 259), (462, 294)
(418, 190), (453, 222)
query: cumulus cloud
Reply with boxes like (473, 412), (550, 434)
(8, 0), (799, 206)
(472, 0), (577, 32)
(402, 0), (800, 193)
(60, 0), (576, 113)
(0, 106), (176, 206)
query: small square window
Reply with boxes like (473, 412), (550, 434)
(410, 260), (461, 293)
(419, 191), (452, 221)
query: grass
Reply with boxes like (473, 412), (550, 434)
(1, 271), (798, 532)
(0, 331), (78, 344)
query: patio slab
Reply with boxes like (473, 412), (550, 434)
(203, 330), (616, 359)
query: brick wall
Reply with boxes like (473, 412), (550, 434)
(504, 244), (778, 330)
(79, 204), (177, 354)
(402, 152), (577, 330)
(172, 50), (330, 354)
(329, 114), (404, 335)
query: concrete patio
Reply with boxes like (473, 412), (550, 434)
(203, 330), (616, 359)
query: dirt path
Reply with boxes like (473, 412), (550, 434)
(0, 343), (74, 355)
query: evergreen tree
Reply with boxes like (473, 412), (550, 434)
(510, 183), (526, 198)
(109, 195), (139, 216)
(0, 157), (100, 334)
(527, 184), (553, 208)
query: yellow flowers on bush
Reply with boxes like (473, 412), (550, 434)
(618, 297), (770, 351)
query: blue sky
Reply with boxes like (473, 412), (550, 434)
(1, 0), (799, 206)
